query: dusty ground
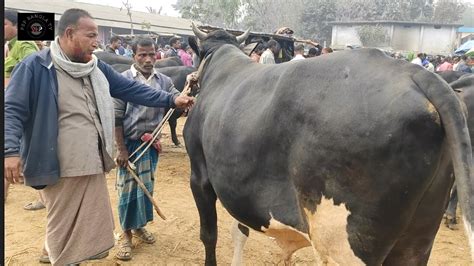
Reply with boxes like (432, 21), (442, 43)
(4, 118), (472, 265)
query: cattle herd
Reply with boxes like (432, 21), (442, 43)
(96, 26), (474, 264)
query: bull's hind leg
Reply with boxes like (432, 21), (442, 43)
(231, 220), (249, 266)
(190, 169), (218, 266)
(168, 117), (181, 146)
(383, 151), (453, 265)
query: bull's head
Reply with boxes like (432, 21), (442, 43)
(189, 22), (250, 62)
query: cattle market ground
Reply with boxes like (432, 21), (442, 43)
(4, 118), (471, 265)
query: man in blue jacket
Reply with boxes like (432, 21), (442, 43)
(4, 8), (194, 265)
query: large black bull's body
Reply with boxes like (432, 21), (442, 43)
(183, 26), (474, 265)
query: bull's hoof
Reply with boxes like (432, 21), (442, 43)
(173, 141), (182, 147)
(444, 216), (458, 230)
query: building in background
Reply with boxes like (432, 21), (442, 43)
(5, 0), (195, 46)
(458, 26), (474, 44)
(329, 20), (462, 55)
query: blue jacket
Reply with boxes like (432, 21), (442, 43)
(5, 49), (178, 187)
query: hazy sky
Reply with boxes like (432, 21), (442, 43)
(74, 0), (180, 17)
(74, 0), (474, 19)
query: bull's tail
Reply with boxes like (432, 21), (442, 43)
(413, 70), (474, 260)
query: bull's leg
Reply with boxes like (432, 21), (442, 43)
(273, 238), (308, 265)
(383, 151), (453, 265)
(191, 172), (218, 266)
(231, 220), (249, 266)
(444, 184), (458, 229)
(169, 117), (181, 146)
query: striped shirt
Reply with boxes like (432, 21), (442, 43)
(114, 65), (180, 140)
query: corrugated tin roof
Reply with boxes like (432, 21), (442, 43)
(5, 0), (196, 36)
(329, 20), (463, 27)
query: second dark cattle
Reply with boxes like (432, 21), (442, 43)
(158, 66), (197, 146)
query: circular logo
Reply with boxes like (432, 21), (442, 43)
(19, 14), (54, 40)
(30, 22), (44, 36)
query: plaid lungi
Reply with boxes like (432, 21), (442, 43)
(116, 139), (158, 231)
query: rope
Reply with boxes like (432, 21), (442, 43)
(128, 80), (194, 165)
(128, 55), (208, 164)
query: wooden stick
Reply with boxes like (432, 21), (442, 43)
(130, 81), (194, 164)
(127, 162), (167, 220)
(127, 108), (174, 160)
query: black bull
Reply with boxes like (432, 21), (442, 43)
(183, 27), (474, 265)
(442, 74), (474, 228)
(98, 50), (195, 146)
(94, 51), (183, 68)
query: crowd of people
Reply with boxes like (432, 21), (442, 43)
(248, 39), (333, 64)
(100, 35), (196, 67)
(392, 52), (474, 73)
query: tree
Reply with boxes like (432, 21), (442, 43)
(242, 0), (304, 33)
(300, 0), (337, 43)
(173, 0), (203, 21)
(357, 24), (389, 46)
(173, 0), (243, 28)
(141, 20), (152, 35)
(433, 0), (466, 23)
(121, 0), (134, 35)
(171, 0), (465, 45)
(146, 6), (162, 14)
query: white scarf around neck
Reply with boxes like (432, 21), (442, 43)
(50, 36), (115, 162)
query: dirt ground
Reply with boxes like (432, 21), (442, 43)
(4, 118), (472, 265)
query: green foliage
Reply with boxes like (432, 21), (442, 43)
(300, 0), (337, 42)
(242, 0), (304, 33)
(172, 0), (469, 44)
(461, 3), (474, 27)
(173, 0), (243, 28)
(356, 24), (389, 47)
(433, 0), (466, 23)
(141, 21), (152, 34)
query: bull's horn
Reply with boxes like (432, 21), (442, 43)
(236, 29), (250, 44)
(191, 22), (208, 40)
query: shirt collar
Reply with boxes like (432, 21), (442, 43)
(130, 64), (159, 79)
(8, 37), (17, 50)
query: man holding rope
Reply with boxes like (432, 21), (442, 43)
(4, 8), (194, 265)
(114, 37), (180, 261)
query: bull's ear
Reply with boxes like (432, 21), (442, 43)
(188, 36), (200, 58)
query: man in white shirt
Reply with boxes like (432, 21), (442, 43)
(411, 53), (424, 66)
(259, 40), (280, 64)
(291, 44), (305, 61)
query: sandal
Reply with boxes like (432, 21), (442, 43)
(24, 200), (46, 211)
(132, 228), (156, 244)
(115, 238), (132, 261)
(39, 254), (50, 264)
